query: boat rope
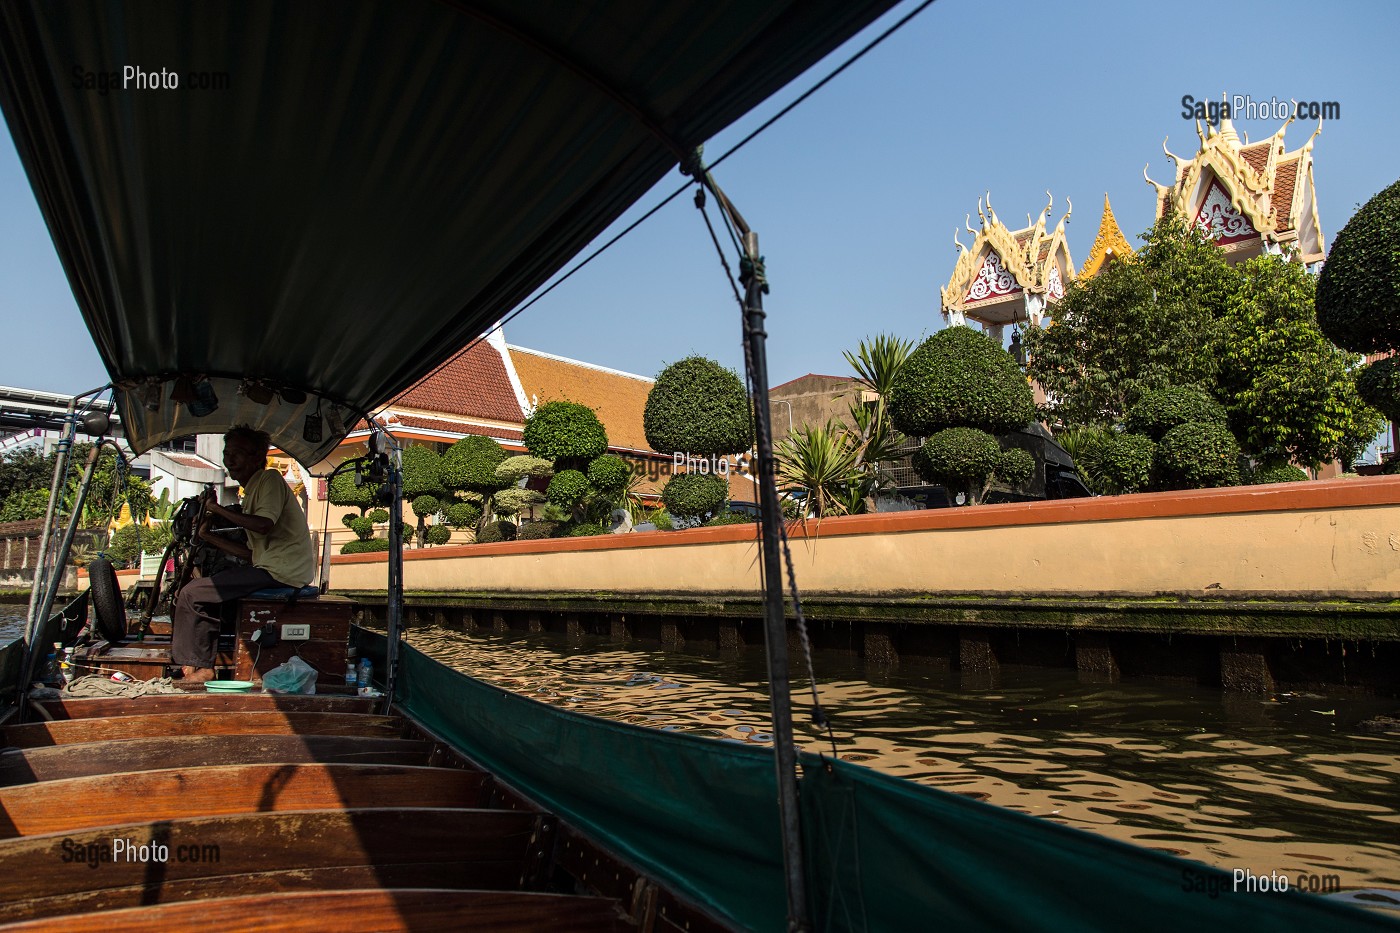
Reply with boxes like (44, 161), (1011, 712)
(692, 181), (839, 760)
(380, 0), (940, 417)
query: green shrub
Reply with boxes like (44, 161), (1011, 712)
(546, 469), (590, 507)
(477, 520), (517, 544)
(328, 469), (378, 514)
(410, 495), (440, 519)
(441, 501), (482, 528)
(523, 401), (608, 461)
(996, 447), (1035, 487)
(644, 357), (753, 455)
(1250, 462), (1309, 485)
(586, 454), (632, 494)
(105, 521), (173, 569)
(569, 523), (606, 537)
(517, 521), (560, 540)
(911, 427), (1002, 489)
(649, 509), (674, 531)
(439, 435), (511, 493)
(1355, 355), (1400, 422)
(1316, 178), (1400, 353)
(340, 538), (390, 555)
(661, 473), (728, 518)
(340, 513), (358, 529)
(349, 516), (375, 540)
(494, 487), (545, 516)
(1155, 422), (1241, 489)
(1125, 386), (1228, 440)
(494, 455), (555, 485)
(706, 510), (756, 526)
(1098, 434), (1156, 493)
(366, 508), (389, 524)
(423, 524), (452, 546)
(401, 444), (445, 499)
(888, 326), (1035, 436)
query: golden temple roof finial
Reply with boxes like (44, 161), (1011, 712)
(1304, 115), (1322, 150)
(1144, 164), (1168, 199)
(1077, 194), (1132, 282)
(1036, 190), (1053, 229)
(965, 213), (977, 238)
(953, 227), (966, 255)
(1162, 136), (1182, 166)
(976, 197), (986, 227)
(985, 190), (998, 226)
(1057, 196), (1072, 232)
(1195, 119), (1206, 145)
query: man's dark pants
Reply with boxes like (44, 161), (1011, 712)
(171, 566), (279, 669)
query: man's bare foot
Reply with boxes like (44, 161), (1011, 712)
(180, 666), (217, 685)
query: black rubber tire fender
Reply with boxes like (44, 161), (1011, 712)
(88, 556), (128, 643)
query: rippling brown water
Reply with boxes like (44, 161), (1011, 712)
(404, 623), (1400, 894)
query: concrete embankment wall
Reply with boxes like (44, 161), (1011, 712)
(330, 478), (1400, 601)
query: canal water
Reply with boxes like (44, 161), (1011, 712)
(5, 602), (1399, 898)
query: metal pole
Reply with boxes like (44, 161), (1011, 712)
(740, 229), (810, 932)
(380, 438), (404, 715)
(24, 400), (77, 645)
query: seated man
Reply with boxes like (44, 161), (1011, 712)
(172, 426), (316, 684)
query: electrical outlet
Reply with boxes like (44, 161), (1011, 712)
(281, 623), (311, 641)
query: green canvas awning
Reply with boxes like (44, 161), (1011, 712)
(0, 0), (898, 463)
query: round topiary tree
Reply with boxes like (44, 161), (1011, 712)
(888, 326), (1036, 437)
(661, 472), (728, 519)
(1155, 422), (1241, 489)
(1125, 386), (1228, 440)
(477, 520), (517, 544)
(348, 516), (375, 541)
(1250, 462), (1309, 485)
(523, 402), (609, 462)
(546, 470), (590, 508)
(586, 454), (631, 495)
(424, 525), (452, 547)
(494, 455), (555, 485)
(644, 357), (753, 455)
(401, 444), (446, 500)
(494, 487), (545, 516)
(1355, 356), (1400, 423)
(329, 469), (379, 517)
(441, 501), (482, 529)
(911, 427), (1002, 501)
(1097, 434), (1156, 494)
(409, 494), (439, 546)
(439, 436), (511, 494)
(367, 508), (389, 524)
(997, 447), (1035, 487)
(1316, 178), (1400, 354)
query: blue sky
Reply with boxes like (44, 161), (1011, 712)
(3, 0), (1398, 396)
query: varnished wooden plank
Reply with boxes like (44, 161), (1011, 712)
(37, 694), (375, 720)
(2, 711), (402, 748)
(0, 888), (623, 932)
(0, 735), (433, 786)
(1, 863), (529, 923)
(0, 808), (539, 902)
(0, 763), (489, 837)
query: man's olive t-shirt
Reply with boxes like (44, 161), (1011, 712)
(241, 468), (315, 587)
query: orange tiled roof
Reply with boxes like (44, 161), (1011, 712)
(1240, 142), (1271, 175)
(1272, 157), (1299, 232)
(395, 341), (522, 423)
(509, 347), (656, 452)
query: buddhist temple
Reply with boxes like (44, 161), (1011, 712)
(1077, 194), (1135, 282)
(1145, 107), (1325, 265)
(940, 191), (1075, 341)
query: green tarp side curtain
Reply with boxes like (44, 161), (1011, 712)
(359, 631), (1400, 933)
(0, 0), (899, 463)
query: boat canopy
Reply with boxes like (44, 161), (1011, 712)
(0, 0), (898, 464)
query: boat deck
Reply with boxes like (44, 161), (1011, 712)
(0, 692), (725, 931)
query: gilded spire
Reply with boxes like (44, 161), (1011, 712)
(1078, 194), (1133, 282)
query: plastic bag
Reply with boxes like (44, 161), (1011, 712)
(262, 656), (318, 694)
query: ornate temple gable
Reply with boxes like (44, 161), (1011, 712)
(1146, 106), (1324, 263)
(1078, 194), (1135, 281)
(942, 192), (1074, 329)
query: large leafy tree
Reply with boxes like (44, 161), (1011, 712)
(1025, 216), (1232, 426)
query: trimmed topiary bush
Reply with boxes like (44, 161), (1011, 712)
(706, 510), (756, 526)
(1355, 355), (1400, 422)
(523, 401), (609, 461)
(441, 501), (482, 528)
(410, 495), (440, 519)
(586, 454), (632, 495)
(424, 525), (452, 546)
(495, 455), (555, 485)
(546, 470), (590, 508)
(341, 513), (358, 529)
(888, 326), (1035, 437)
(1155, 422), (1241, 489)
(649, 509), (674, 531)
(996, 447), (1035, 487)
(348, 516), (375, 541)
(1316, 178), (1400, 354)
(439, 435), (511, 493)
(401, 444), (445, 499)
(1250, 462), (1309, 484)
(1125, 386), (1228, 440)
(341, 538), (390, 555)
(661, 472), (728, 518)
(367, 508), (389, 524)
(569, 523), (606, 537)
(517, 521), (560, 540)
(1098, 434), (1156, 493)
(494, 487), (545, 516)
(329, 470), (378, 516)
(644, 357), (753, 455)
(911, 427), (1002, 491)
(477, 520), (518, 544)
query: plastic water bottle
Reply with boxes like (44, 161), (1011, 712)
(357, 657), (373, 691)
(345, 648), (358, 688)
(60, 648), (74, 686)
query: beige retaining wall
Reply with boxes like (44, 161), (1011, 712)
(328, 477), (1400, 600)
